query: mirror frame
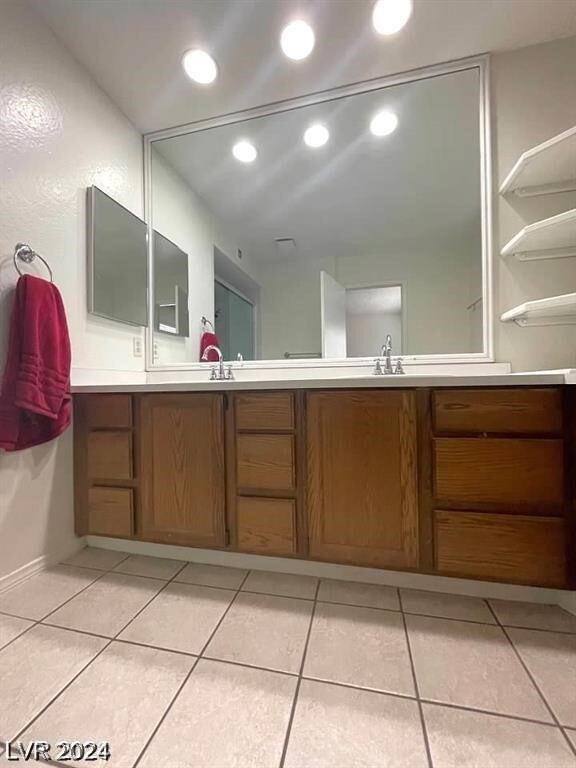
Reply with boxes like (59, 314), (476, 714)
(144, 54), (493, 370)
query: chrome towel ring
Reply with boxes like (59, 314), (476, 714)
(13, 243), (54, 282)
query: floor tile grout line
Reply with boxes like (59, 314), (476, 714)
(131, 568), (252, 768)
(398, 589), (434, 768)
(296, 673), (571, 730)
(195, 567), (251, 666)
(418, 697), (568, 729)
(7, 639), (114, 748)
(7, 559), (192, 751)
(60, 550), (132, 573)
(485, 601), (576, 758)
(300, 675), (418, 704)
(279, 579), (321, 768)
(43, 562), (200, 768)
(200, 654), (300, 679)
(0, 564), (193, 653)
(482, 597), (576, 635)
(0, 567), (114, 659)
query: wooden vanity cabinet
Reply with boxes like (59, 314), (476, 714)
(138, 393), (227, 548)
(306, 390), (419, 569)
(73, 385), (573, 590)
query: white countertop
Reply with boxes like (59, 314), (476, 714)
(71, 369), (572, 393)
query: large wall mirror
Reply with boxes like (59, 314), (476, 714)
(146, 57), (491, 368)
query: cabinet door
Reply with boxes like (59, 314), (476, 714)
(139, 394), (226, 547)
(307, 391), (419, 568)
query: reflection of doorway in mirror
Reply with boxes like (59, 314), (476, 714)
(214, 280), (255, 361)
(345, 285), (403, 358)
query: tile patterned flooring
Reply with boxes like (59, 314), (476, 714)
(0, 548), (574, 767)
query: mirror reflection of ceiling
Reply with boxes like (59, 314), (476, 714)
(156, 68), (481, 266)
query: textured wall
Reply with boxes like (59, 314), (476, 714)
(0, 0), (143, 579)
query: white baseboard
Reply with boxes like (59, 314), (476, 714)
(0, 539), (85, 595)
(86, 536), (576, 612)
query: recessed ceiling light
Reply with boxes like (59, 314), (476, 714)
(370, 109), (398, 137)
(372, 0), (413, 35)
(232, 140), (257, 163)
(304, 123), (330, 148)
(182, 49), (218, 84)
(280, 20), (315, 60)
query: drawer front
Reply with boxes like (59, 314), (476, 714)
(88, 487), (133, 537)
(235, 393), (294, 431)
(433, 389), (562, 435)
(434, 438), (564, 510)
(83, 394), (132, 429)
(435, 509), (567, 587)
(237, 497), (296, 555)
(237, 434), (295, 491)
(87, 431), (133, 480)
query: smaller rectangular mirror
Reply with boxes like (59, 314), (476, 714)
(87, 186), (148, 326)
(153, 230), (189, 337)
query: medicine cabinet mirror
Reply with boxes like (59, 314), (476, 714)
(87, 186), (148, 327)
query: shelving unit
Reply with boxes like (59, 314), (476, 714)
(500, 125), (576, 197)
(500, 292), (576, 327)
(500, 125), (576, 329)
(500, 208), (576, 261)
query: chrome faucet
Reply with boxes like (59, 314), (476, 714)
(383, 334), (394, 375)
(202, 345), (234, 380)
(373, 334), (404, 375)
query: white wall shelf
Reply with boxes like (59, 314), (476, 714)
(501, 292), (576, 327)
(500, 208), (576, 261)
(499, 125), (576, 197)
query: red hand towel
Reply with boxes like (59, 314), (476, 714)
(200, 331), (221, 362)
(0, 274), (71, 451)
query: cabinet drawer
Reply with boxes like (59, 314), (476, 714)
(433, 389), (562, 435)
(237, 497), (296, 555)
(435, 510), (567, 587)
(235, 393), (294, 431)
(87, 431), (133, 480)
(237, 434), (295, 491)
(82, 394), (132, 429)
(88, 487), (133, 537)
(434, 438), (563, 511)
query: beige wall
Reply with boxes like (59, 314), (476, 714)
(492, 35), (576, 371)
(0, 0), (143, 579)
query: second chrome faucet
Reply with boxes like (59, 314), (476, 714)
(374, 334), (404, 375)
(202, 344), (234, 380)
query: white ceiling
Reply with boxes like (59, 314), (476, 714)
(28, 0), (576, 134)
(155, 68), (481, 263)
